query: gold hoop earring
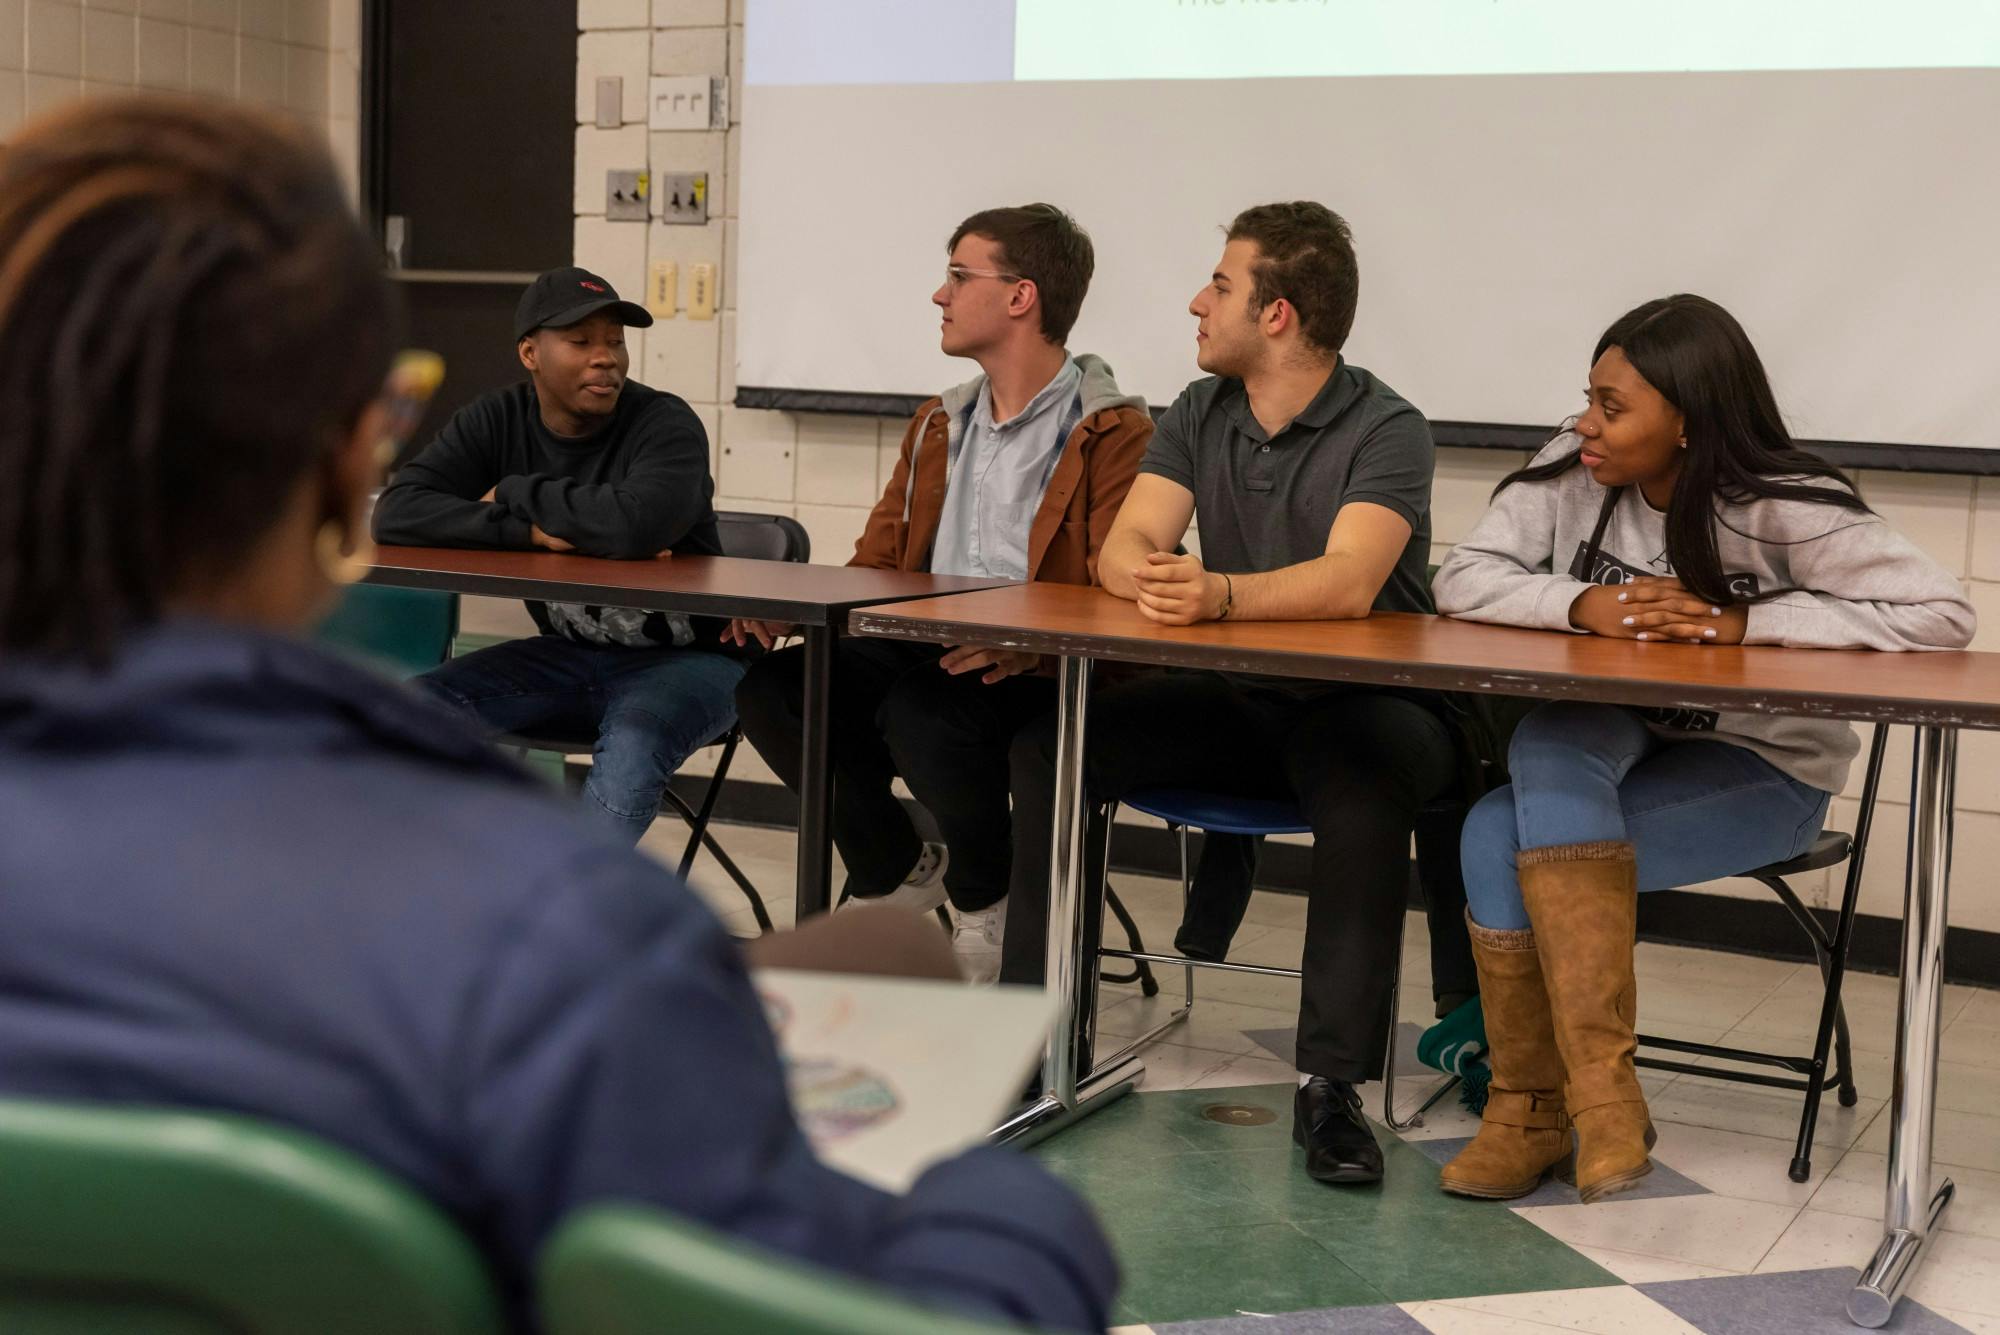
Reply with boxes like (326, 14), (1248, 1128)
(315, 519), (375, 586)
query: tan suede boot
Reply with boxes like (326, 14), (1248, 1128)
(1439, 915), (1574, 1199)
(1519, 840), (1654, 1203)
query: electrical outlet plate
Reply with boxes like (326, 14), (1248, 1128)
(657, 172), (708, 225)
(606, 169), (649, 221)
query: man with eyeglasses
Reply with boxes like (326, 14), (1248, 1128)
(729, 204), (1150, 982)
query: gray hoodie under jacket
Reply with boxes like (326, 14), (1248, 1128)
(1432, 434), (1977, 793)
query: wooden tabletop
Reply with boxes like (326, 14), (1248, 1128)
(850, 582), (2000, 731)
(364, 547), (1017, 627)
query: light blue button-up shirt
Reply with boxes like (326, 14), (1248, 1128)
(930, 357), (1082, 580)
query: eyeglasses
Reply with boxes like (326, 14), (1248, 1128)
(943, 264), (1023, 289)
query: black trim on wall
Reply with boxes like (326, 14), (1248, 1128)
(736, 387), (2000, 477)
(670, 772), (2000, 989)
(359, 0), (388, 234)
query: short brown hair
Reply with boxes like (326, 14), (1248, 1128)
(1225, 201), (1358, 354)
(948, 203), (1094, 345)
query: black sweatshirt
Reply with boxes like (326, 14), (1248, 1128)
(373, 380), (728, 650)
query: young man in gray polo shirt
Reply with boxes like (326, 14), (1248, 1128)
(1009, 202), (1458, 1187)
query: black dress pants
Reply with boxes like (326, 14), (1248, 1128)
(1006, 670), (1456, 1083)
(735, 637), (1054, 912)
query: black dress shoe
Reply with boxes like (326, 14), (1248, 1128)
(1293, 1076), (1383, 1184)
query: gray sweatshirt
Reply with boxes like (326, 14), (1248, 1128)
(1433, 434), (1978, 792)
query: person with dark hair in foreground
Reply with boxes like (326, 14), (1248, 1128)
(1009, 201), (1458, 1188)
(729, 203), (1152, 983)
(0, 98), (1115, 1331)
(1432, 295), (1973, 1204)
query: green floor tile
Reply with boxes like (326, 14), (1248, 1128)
(1033, 1082), (1622, 1323)
(1109, 1221), (1385, 1325)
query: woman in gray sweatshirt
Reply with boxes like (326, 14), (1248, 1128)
(1428, 294), (1974, 1207)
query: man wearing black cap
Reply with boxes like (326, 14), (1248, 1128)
(374, 266), (744, 845)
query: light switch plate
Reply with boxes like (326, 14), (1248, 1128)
(595, 76), (623, 128)
(656, 172), (708, 225)
(606, 169), (649, 221)
(649, 75), (728, 130)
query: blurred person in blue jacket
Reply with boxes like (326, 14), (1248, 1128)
(0, 96), (1115, 1331)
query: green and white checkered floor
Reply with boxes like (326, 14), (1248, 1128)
(666, 818), (2000, 1334)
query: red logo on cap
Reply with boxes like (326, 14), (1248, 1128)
(579, 280), (607, 292)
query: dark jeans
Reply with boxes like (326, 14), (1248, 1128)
(735, 637), (1055, 911)
(1007, 670), (1457, 1084)
(416, 634), (744, 845)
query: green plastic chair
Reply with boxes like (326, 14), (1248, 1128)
(0, 1099), (505, 1335)
(314, 584), (460, 679)
(538, 1206), (1037, 1335)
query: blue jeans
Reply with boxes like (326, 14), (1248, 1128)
(1462, 702), (1832, 930)
(416, 634), (745, 845)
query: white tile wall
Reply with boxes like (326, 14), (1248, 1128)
(572, 0), (2000, 939)
(572, 122), (648, 216)
(135, 16), (187, 88)
(80, 5), (133, 80)
(25, 1), (80, 74)
(2, 2), (362, 236)
(0, 0), (22, 67)
(648, 23), (723, 76)
(575, 29), (648, 124)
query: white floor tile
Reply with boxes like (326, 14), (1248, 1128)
(1128, 1043), (1238, 1091)
(1178, 1050), (1300, 1091)
(1957, 987), (2000, 1030)
(1854, 1104), (2000, 1174)
(1566, 1243), (1743, 1283)
(1809, 1150), (2000, 1241)
(1095, 994), (1296, 1059)
(1404, 1301), (1586, 1335)
(1937, 1308), (2000, 1334)
(1650, 1121), (1837, 1207)
(1755, 1207), (2000, 1318)
(1644, 1071), (1884, 1151)
(1942, 1019), (2000, 1072)
(1513, 1193), (1800, 1273)
(1434, 1285), (1704, 1334)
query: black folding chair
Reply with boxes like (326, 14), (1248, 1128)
(507, 511), (811, 935)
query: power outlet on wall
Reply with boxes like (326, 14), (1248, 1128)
(657, 173), (708, 225)
(606, 170), (649, 221)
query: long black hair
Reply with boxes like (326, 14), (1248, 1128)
(0, 96), (394, 661)
(1496, 294), (1870, 606)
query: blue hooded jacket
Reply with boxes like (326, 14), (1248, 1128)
(0, 623), (1116, 1329)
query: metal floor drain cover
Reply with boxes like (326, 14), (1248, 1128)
(1201, 1103), (1276, 1126)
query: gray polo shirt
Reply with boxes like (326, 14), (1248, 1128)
(1140, 358), (1436, 618)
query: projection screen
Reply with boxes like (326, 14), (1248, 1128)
(737, 1), (2000, 457)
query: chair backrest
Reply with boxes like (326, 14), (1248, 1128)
(313, 584), (460, 678)
(716, 510), (811, 564)
(538, 1206), (1028, 1335)
(0, 1099), (505, 1335)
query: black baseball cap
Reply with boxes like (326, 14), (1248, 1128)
(513, 266), (653, 341)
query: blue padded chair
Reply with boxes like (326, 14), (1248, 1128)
(1097, 790), (1462, 1132)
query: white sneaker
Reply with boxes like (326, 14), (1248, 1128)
(950, 900), (1006, 985)
(841, 841), (949, 915)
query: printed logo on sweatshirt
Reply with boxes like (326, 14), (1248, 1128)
(1568, 541), (1761, 732)
(1567, 542), (1761, 600)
